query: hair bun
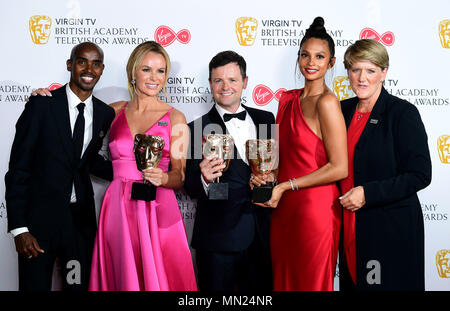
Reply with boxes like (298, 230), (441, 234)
(309, 17), (325, 31)
(299, 16), (335, 58)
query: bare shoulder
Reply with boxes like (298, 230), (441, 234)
(169, 107), (187, 125)
(317, 91), (339, 108)
(109, 100), (127, 116)
(316, 91), (340, 114)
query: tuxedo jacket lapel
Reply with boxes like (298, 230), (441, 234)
(244, 105), (266, 139)
(207, 105), (227, 134)
(50, 86), (106, 168)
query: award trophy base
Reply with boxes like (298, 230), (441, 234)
(252, 185), (273, 204)
(208, 183), (228, 200)
(131, 182), (156, 201)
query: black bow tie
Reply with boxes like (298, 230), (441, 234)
(223, 110), (246, 122)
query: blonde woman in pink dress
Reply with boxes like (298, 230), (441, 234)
(89, 41), (196, 291)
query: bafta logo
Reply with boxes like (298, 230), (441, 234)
(131, 134), (165, 201)
(202, 134), (234, 200)
(29, 15), (52, 45)
(437, 135), (450, 164)
(235, 17), (258, 46)
(439, 20), (450, 49)
(246, 139), (278, 203)
(436, 249), (450, 278)
(333, 76), (353, 101)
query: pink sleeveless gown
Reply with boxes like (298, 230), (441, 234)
(89, 106), (197, 291)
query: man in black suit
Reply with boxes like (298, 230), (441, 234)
(5, 42), (115, 291)
(184, 51), (274, 291)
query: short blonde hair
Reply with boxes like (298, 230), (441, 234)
(343, 39), (389, 70)
(126, 41), (170, 98)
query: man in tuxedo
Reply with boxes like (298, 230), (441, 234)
(184, 51), (274, 291)
(5, 42), (115, 291)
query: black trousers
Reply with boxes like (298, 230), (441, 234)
(18, 203), (96, 291)
(196, 234), (272, 291)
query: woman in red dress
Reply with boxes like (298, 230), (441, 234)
(253, 17), (348, 290)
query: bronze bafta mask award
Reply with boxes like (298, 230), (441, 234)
(202, 134), (234, 200)
(246, 139), (278, 203)
(131, 134), (165, 201)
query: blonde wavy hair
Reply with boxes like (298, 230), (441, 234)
(126, 41), (170, 98)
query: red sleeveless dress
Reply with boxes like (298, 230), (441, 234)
(271, 89), (341, 290)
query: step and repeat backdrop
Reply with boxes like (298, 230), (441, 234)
(0, 0), (449, 291)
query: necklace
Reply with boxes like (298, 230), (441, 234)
(357, 113), (364, 120)
(356, 102), (372, 121)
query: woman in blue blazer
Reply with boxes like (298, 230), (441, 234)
(338, 39), (432, 290)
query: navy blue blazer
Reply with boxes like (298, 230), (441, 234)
(5, 85), (115, 238)
(340, 87), (431, 290)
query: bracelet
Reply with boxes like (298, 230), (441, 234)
(292, 178), (299, 191)
(288, 179), (294, 190)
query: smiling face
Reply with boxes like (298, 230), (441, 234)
(134, 51), (167, 98)
(67, 43), (104, 99)
(347, 60), (387, 105)
(298, 37), (335, 82)
(209, 62), (248, 113)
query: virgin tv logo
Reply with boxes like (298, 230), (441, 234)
(359, 28), (395, 46)
(48, 83), (62, 91)
(154, 26), (191, 47)
(252, 84), (286, 106)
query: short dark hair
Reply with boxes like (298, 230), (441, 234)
(208, 50), (247, 80)
(299, 17), (335, 59)
(69, 42), (104, 62)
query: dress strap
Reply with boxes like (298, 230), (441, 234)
(110, 101), (129, 129)
(119, 101), (129, 115)
(164, 106), (174, 120)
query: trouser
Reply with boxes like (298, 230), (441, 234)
(18, 203), (96, 291)
(195, 235), (272, 291)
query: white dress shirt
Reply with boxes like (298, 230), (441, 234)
(10, 84), (94, 237)
(201, 104), (257, 194)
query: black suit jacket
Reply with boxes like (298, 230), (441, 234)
(184, 105), (275, 252)
(340, 87), (431, 290)
(5, 85), (115, 239)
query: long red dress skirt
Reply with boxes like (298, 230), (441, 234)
(271, 89), (341, 290)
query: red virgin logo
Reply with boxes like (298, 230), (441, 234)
(48, 83), (62, 90)
(252, 84), (286, 106)
(359, 28), (395, 46)
(154, 25), (191, 47)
